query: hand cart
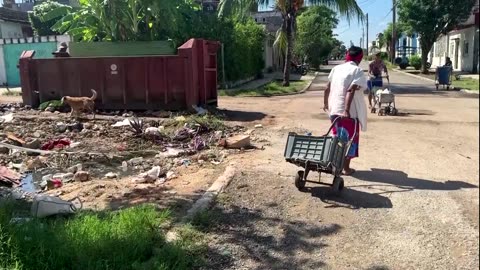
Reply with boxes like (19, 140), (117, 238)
(370, 77), (397, 116)
(435, 66), (452, 90)
(283, 117), (358, 193)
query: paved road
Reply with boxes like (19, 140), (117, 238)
(206, 61), (479, 269)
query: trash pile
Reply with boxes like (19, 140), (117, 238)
(0, 108), (257, 210)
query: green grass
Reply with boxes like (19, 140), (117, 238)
(0, 200), (207, 270)
(219, 80), (307, 97)
(1, 90), (21, 96)
(452, 78), (479, 91)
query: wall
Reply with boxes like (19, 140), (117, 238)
(0, 21), (24, 39)
(0, 35), (70, 85)
(430, 27), (477, 72)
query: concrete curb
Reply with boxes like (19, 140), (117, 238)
(391, 68), (436, 83)
(460, 89), (480, 95)
(183, 165), (236, 221)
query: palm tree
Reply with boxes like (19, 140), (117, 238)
(219, 0), (364, 86)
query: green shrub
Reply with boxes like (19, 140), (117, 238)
(409, 54), (422, 70)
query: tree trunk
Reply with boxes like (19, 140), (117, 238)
(421, 41), (432, 74)
(283, 14), (293, 87)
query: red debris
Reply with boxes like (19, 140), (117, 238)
(41, 139), (71, 151)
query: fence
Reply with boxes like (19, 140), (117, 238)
(19, 38), (220, 111)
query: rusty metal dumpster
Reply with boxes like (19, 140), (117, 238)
(19, 39), (220, 111)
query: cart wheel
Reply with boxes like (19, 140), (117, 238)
(332, 177), (344, 193)
(370, 108), (376, 114)
(447, 86), (450, 90)
(436, 84), (439, 90)
(295, 171), (306, 190)
(391, 108), (398, 115)
(385, 107), (391, 115)
(378, 109), (384, 116)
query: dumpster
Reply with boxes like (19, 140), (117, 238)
(19, 39), (220, 111)
(435, 66), (452, 90)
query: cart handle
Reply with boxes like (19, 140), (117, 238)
(323, 116), (359, 145)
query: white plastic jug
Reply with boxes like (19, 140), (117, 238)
(31, 195), (82, 218)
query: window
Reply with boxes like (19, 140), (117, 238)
(464, 41), (469, 55)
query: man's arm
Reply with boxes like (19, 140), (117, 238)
(343, 84), (360, 118)
(323, 82), (331, 112)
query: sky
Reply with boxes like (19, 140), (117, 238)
(259, 0), (394, 48)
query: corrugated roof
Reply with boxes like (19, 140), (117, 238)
(0, 7), (29, 23)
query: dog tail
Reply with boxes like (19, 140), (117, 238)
(90, 89), (97, 101)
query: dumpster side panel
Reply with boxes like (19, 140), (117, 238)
(20, 38), (219, 110)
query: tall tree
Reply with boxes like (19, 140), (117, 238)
(218, 0), (363, 86)
(398, 0), (476, 73)
(295, 6), (338, 68)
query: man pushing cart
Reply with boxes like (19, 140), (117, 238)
(368, 52), (389, 109)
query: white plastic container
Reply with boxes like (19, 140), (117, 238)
(31, 195), (81, 218)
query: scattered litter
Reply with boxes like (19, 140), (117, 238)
(56, 122), (68, 133)
(7, 133), (25, 146)
(73, 171), (90, 182)
(69, 142), (81, 148)
(41, 139), (71, 150)
(145, 127), (162, 137)
(133, 166), (161, 183)
(166, 171), (176, 180)
(67, 164), (82, 174)
(255, 124), (263, 129)
(121, 161), (128, 172)
(158, 148), (185, 158)
(0, 113), (14, 123)
(25, 156), (48, 170)
(128, 157), (144, 166)
(111, 118), (131, 127)
(67, 122), (83, 132)
(105, 172), (118, 179)
(0, 166), (21, 185)
(225, 135), (251, 149)
(181, 159), (191, 167)
(192, 105), (207, 115)
(52, 173), (74, 183)
(31, 195), (82, 218)
(190, 136), (206, 151)
(47, 179), (63, 189)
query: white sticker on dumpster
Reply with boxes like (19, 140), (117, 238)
(110, 64), (118, 75)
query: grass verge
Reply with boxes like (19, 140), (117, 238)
(219, 80), (307, 97)
(0, 200), (207, 270)
(452, 78), (479, 91)
(1, 90), (21, 96)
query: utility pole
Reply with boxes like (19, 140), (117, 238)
(366, 13), (369, 56)
(391, 0), (397, 62)
(362, 26), (365, 50)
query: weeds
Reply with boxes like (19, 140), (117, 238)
(219, 80), (307, 97)
(2, 91), (21, 96)
(0, 201), (207, 270)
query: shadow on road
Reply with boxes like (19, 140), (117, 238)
(302, 186), (393, 209)
(205, 204), (339, 269)
(353, 168), (477, 191)
(219, 109), (267, 122)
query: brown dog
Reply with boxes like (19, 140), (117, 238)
(61, 89), (97, 119)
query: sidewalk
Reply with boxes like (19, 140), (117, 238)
(226, 72), (315, 92)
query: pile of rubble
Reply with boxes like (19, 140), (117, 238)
(0, 107), (259, 205)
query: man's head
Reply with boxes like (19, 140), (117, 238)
(345, 46), (363, 64)
(375, 52), (382, 61)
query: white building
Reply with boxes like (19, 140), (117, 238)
(252, 10), (283, 71)
(430, 0), (479, 73)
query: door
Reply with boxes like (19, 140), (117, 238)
(3, 42), (57, 86)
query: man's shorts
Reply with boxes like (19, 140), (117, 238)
(367, 77), (383, 92)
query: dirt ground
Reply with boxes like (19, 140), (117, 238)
(204, 62), (479, 269)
